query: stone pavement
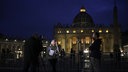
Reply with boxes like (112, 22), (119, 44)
(0, 57), (128, 72)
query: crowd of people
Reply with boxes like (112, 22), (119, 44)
(0, 48), (15, 65)
(23, 34), (67, 72)
(1, 32), (121, 72)
(22, 32), (103, 72)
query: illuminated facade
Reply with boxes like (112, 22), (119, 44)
(0, 35), (49, 59)
(54, 6), (121, 53)
(0, 38), (24, 59)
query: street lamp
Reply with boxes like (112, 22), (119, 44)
(23, 40), (25, 43)
(14, 39), (17, 42)
(5, 38), (9, 41)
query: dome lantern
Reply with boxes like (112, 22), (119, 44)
(80, 6), (86, 12)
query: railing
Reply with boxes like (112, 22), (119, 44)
(0, 52), (128, 72)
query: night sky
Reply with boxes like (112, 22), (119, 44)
(0, 0), (128, 39)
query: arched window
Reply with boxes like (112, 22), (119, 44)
(85, 37), (91, 44)
(72, 37), (77, 44)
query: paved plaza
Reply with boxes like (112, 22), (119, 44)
(0, 56), (128, 72)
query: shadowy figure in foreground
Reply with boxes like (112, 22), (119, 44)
(70, 48), (75, 63)
(114, 46), (121, 68)
(89, 32), (102, 72)
(23, 34), (42, 72)
(60, 49), (66, 59)
(1, 49), (6, 65)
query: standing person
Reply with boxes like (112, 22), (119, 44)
(1, 49), (6, 65)
(47, 39), (59, 72)
(23, 34), (42, 72)
(70, 48), (75, 60)
(89, 32), (102, 72)
(60, 49), (65, 59)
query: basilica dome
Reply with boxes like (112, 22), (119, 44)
(72, 6), (94, 27)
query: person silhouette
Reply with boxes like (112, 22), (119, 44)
(89, 32), (102, 72)
(23, 34), (42, 72)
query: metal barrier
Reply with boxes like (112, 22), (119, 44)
(0, 52), (128, 72)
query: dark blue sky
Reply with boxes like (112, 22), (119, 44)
(0, 0), (128, 39)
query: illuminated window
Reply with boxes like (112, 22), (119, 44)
(57, 31), (59, 33)
(81, 39), (84, 44)
(73, 30), (76, 33)
(106, 30), (109, 33)
(66, 30), (69, 33)
(81, 30), (83, 33)
(58, 41), (61, 44)
(85, 37), (90, 44)
(92, 30), (94, 32)
(99, 30), (102, 33)
(57, 31), (61, 33)
(72, 37), (77, 44)
(46, 41), (48, 43)
(15, 50), (23, 59)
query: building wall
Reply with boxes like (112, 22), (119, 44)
(0, 40), (24, 59)
(54, 27), (115, 53)
(0, 39), (49, 59)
